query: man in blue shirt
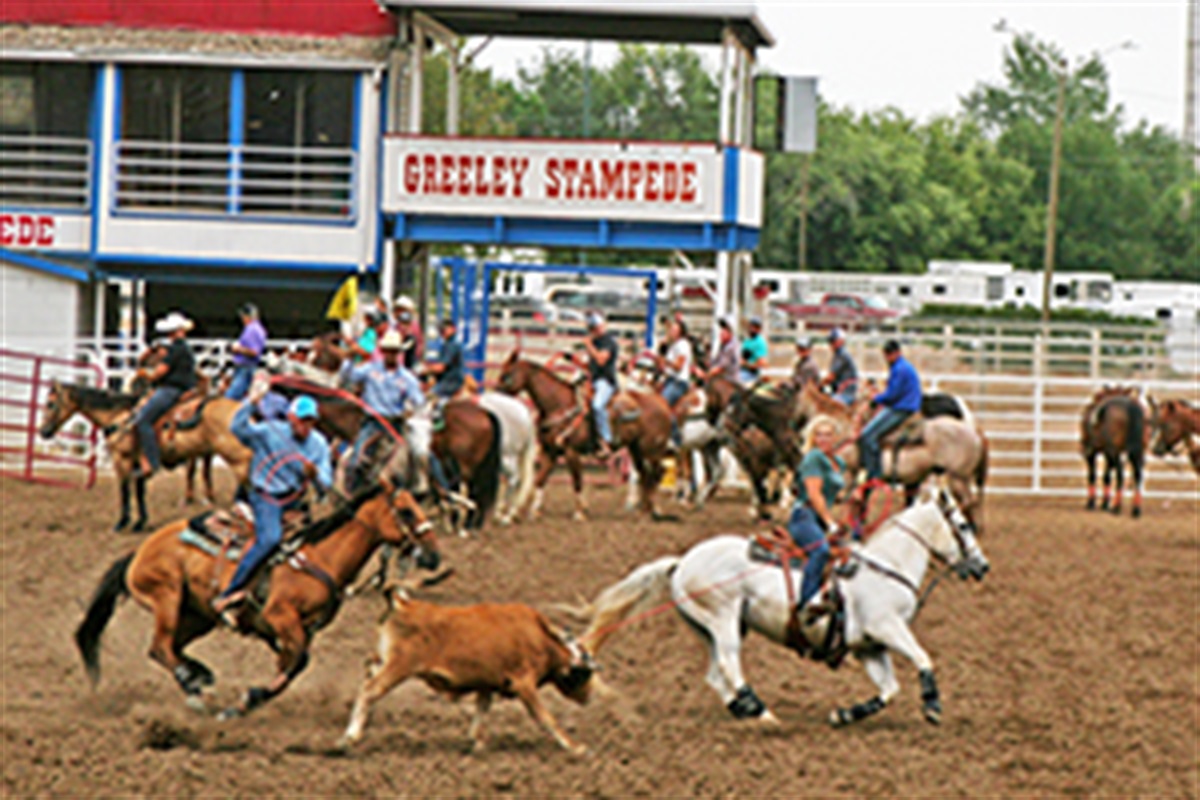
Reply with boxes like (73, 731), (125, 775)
(425, 318), (465, 399)
(226, 303), (267, 401)
(738, 316), (769, 385)
(213, 393), (333, 619)
(824, 328), (859, 405)
(858, 339), (922, 481)
(340, 329), (424, 490)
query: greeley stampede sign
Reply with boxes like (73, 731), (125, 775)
(382, 137), (743, 224)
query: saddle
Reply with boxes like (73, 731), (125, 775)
(786, 582), (850, 670)
(180, 505), (254, 560)
(155, 388), (211, 443)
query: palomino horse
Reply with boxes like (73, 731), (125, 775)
(1149, 397), (1200, 474)
(74, 478), (439, 719)
(574, 478), (989, 727)
(1081, 389), (1147, 516)
(796, 382), (989, 529)
(431, 398), (503, 530)
(38, 382), (252, 532)
(497, 351), (673, 520)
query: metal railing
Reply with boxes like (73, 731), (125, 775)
(114, 140), (356, 219)
(0, 135), (92, 209)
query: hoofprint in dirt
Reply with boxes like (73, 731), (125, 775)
(2, 473), (1196, 796)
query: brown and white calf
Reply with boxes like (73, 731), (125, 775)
(338, 591), (595, 755)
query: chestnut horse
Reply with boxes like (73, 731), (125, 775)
(1081, 389), (1147, 516)
(1149, 397), (1200, 474)
(432, 398), (503, 530)
(497, 351), (673, 519)
(74, 478), (438, 719)
(39, 382), (252, 532)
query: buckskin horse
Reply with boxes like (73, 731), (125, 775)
(39, 381), (252, 532)
(570, 477), (988, 728)
(74, 477), (439, 719)
(1081, 388), (1147, 516)
(497, 350), (673, 520)
(1148, 397), (1200, 475)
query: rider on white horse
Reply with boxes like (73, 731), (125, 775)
(785, 415), (848, 609)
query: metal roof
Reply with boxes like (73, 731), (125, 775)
(380, 1), (774, 50)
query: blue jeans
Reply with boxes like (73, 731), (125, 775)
(135, 386), (182, 470)
(787, 504), (830, 607)
(225, 363), (256, 400)
(859, 406), (912, 480)
(221, 489), (285, 597)
(662, 378), (688, 445)
(592, 378), (615, 445)
(738, 368), (760, 386)
(833, 389), (857, 406)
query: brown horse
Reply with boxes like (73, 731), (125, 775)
(39, 382), (252, 532)
(74, 478), (438, 718)
(1148, 397), (1200, 474)
(497, 351), (672, 519)
(1081, 389), (1147, 516)
(432, 398), (503, 530)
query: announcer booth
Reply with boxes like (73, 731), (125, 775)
(0, 2), (394, 345)
(376, 2), (773, 365)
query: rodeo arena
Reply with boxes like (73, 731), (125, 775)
(2, 1), (1198, 796)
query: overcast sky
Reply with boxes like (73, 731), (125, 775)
(470, 1), (1193, 137)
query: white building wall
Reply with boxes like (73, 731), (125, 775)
(1, 260), (80, 357)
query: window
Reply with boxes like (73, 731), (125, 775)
(1054, 283), (1072, 299)
(241, 70), (355, 217)
(0, 61), (94, 209)
(1015, 286), (1026, 297)
(898, 285), (912, 297)
(986, 276), (1004, 302)
(114, 66), (357, 218)
(118, 66), (231, 211)
(1086, 281), (1112, 303)
(932, 284), (947, 296)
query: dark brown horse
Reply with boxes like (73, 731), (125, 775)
(1149, 397), (1200, 474)
(74, 478), (438, 718)
(1081, 389), (1147, 517)
(431, 398), (503, 530)
(39, 382), (252, 532)
(497, 351), (672, 519)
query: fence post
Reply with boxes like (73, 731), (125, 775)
(1090, 328), (1101, 379)
(23, 357), (42, 481)
(1031, 334), (1044, 494)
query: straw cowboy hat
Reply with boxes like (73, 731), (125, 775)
(154, 311), (194, 334)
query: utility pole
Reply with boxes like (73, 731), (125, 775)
(797, 153), (810, 271)
(1187, 0), (1198, 169)
(1042, 64), (1068, 325)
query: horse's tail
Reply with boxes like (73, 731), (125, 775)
(579, 556), (680, 653)
(1126, 398), (1145, 466)
(75, 552), (134, 686)
(468, 409), (503, 525)
(511, 428), (538, 521)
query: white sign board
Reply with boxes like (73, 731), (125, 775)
(383, 137), (726, 224)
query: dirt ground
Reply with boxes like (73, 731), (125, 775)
(2, 471), (1197, 797)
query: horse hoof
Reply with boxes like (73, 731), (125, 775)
(184, 695), (209, 714)
(829, 708), (852, 728)
(754, 710), (782, 729)
(1109, 505), (1122, 516)
(572, 512), (587, 522)
(113, 519), (129, 532)
(1085, 499), (1095, 510)
(1132, 506), (1141, 519)
(131, 520), (148, 533)
(923, 705), (942, 725)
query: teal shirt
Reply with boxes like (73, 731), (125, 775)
(797, 449), (845, 510)
(740, 334), (768, 366)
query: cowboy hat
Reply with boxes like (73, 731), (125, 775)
(154, 312), (194, 334)
(379, 330), (409, 350)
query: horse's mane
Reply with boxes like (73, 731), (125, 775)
(66, 384), (140, 410)
(297, 484), (385, 546)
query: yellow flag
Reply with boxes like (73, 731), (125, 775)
(325, 275), (359, 321)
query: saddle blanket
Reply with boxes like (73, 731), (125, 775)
(179, 507), (252, 560)
(747, 537), (805, 569)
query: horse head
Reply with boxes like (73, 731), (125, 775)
(1150, 398), (1187, 457)
(497, 350), (527, 396)
(39, 381), (76, 440)
(372, 474), (439, 568)
(927, 478), (990, 582)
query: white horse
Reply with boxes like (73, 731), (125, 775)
(576, 479), (990, 727)
(477, 390), (538, 525)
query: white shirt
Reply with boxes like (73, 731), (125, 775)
(665, 337), (693, 382)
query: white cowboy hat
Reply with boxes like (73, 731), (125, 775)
(155, 311), (194, 334)
(378, 329), (410, 350)
(393, 295), (416, 310)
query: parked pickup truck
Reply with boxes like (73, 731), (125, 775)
(774, 293), (900, 330)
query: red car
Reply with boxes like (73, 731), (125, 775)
(774, 293), (900, 330)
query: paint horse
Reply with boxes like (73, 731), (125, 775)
(39, 381), (251, 532)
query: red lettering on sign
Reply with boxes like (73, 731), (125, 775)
(510, 158), (530, 199)
(0, 213), (56, 248)
(681, 163), (698, 203)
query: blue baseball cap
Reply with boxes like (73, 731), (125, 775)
(288, 395), (319, 420)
